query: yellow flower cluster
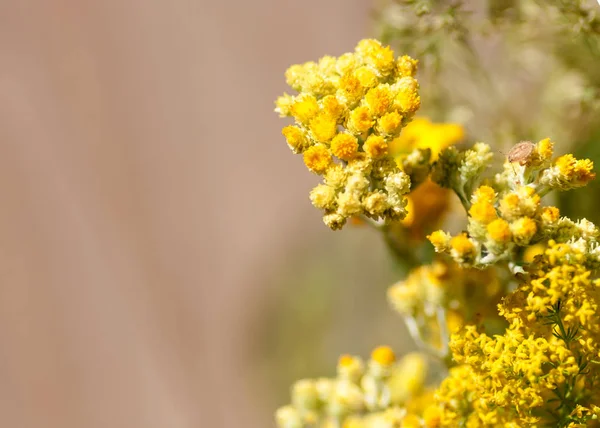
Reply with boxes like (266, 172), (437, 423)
(540, 153), (596, 192)
(276, 39), (422, 229)
(493, 138), (596, 195)
(434, 242), (600, 426)
(275, 38), (600, 428)
(428, 139), (597, 268)
(275, 346), (439, 428)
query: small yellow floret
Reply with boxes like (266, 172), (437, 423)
(573, 158), (596, 182)
(363, 191), (389, 216)
(537, 138), (554, 160)
(356, 39), (396, 75)
(499, 192), (521, 219)
(309, 184), (336, 209)
(363, 135), (388, 158)
(473, 185), (496, 203)
(284, 64), (305, 89)
(303, 145), (331, 174)
(521, 185), (536, 197)
(309, 113), (338, 142)
(348, 106), (373, 133)
(397, 55), (418, 77)
(502, 193), (519, 208)
(469, 201), (497, 224)
(282, 125), (307, 153)
(331, 133), (358, 161)
(354, 66), (378, 88)
(336, 52), (356, 75)
(428, 230), (450, 251)
(365, 86), (393, 117)
(511, 217), (537, 245)
(322, 95), (345, 119)
(395, 77), (421, 114)
(371, 345), (396, 366)
(556, 154), (575, 175)
(275, 93), (293, 116)
(487, 218), (512, 243)
(339, 74), (363, 103)
(541, 206), (560, 223)
(338, 354), (355, 368)
(378, 111), (403, 134)
(450, 234), (475, 256)
(290, 95), (319, 123)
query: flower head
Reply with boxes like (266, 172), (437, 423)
(276, 39), (420, 229)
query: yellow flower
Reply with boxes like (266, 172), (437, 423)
(336, 52), (356, 75)
(450, 233), (475, 257)
(363, 135), (388, 158)
(378, 111), (403, 135)
(348, 106), (374, 134)
(487, 218), (512, 243)
(554, 154), (595, 186)
(322, 95), (345, 119)
(290, 94), (319, 123)
(472, 185), (496, 204)
(541, 206), (560, 223)
(395, 77), (421, 114)
(556, 154), (577, 175)
(437, 242), (600, 426)
(363, 191), (389, 216)
(337, 354), (364, 382)
(428, 230), (451, 252)
(275, 93), (293, 117)
(537, 137), (554, 160)
(309, 184), (336, 209)
(354, 66), (378, 88)
(338, 73), (365, 105)
(397, 55), (418, 77)
(365, 85), (393, 117)
(281, 125), (308, 153)
(510, 217), (537, 245)
(539, 150), (596, 190)
(303, 145), (331, 174)
(309, 112), (337, 142)
(499, 192), (521, 219)
(371, 345), (396, 366)
(355, 39), (396, 76)
(331, 133), (359, 160)
(469, 201), (497, 224)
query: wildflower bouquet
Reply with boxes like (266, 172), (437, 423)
(273, 23), (600, 428)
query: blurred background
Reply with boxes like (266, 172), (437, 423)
(0, 0), (599, 427)
(0, 0), (392, 427)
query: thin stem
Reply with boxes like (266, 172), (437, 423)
(436, 307), (450, 357)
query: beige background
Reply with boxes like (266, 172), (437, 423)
(0, 0), (371, 427)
